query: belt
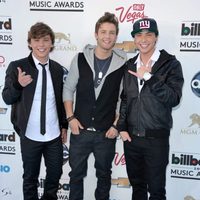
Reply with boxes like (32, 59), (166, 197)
(86, 127), (97, 131)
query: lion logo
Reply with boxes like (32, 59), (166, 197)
(114, 41), (137, 53)
(189, 113), (200, 128)
(54, 32), (70, 43)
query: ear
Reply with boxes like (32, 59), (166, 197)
(94, 32), (98, 40)
(28, 44), (32, 50)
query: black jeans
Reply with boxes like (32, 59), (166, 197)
(69, 130), (116, 200)
(20, 136), (63, 200)
(124, 136), (169, 200)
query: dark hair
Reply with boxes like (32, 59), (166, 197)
(27, 22), (55, 51)
(95, 12), (119, 35)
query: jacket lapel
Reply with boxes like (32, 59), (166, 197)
(23, 54), (38, 116)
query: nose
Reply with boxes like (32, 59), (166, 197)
(39, 41), (44, 46)
(141, 35), (147, 42)
(104, 32), (110, 38)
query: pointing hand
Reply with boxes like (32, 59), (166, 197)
(17, 67), (33, 87)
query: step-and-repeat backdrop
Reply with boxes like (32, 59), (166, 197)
(1, 0), (200, 199)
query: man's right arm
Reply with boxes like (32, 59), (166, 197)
(2, 62), (23, 105)
(63, 54), (83, 134)
(63, 54), (79, 103)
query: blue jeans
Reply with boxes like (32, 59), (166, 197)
(69, 130), (116, 200)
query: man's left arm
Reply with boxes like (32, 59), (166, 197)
(146, 59), (184, 107)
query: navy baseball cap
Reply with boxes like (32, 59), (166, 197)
(131, 18), (159, 37)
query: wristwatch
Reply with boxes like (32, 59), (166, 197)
(143, 72), (152, 81)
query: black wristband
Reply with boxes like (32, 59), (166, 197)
(67, 115), (76, 122)
(111, 124), (118, 131)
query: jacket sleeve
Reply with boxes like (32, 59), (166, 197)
(117, 74), (128, 132)
(63, 54), (79, 102)
(146, 59), (184, 108)
(61, 105), (68, 129)
(61, 66), (68, 129)
(2, 62), (23, 105)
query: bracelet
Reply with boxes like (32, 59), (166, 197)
(111, 124), (118, 131)
(67, 115), (76, 122)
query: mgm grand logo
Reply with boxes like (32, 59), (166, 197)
(180, 113), (200, 135)
(54, 32), (77, 51)
(55, 32), (70, 43)
(114, 41), (137, 53)
(189, 113), (200, 128)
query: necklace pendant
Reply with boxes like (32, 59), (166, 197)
(98, 71), (103, 79)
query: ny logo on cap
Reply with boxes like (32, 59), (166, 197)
(139, 20), (150, 29)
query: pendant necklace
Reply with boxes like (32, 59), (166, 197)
(95, 54), (112, 79)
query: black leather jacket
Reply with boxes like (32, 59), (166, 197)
(117, 49), (184, 138)
(2, 54), (68, 137)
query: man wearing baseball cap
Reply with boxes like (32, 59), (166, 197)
(117, 18), (184, 200)
(131, 18), (159, 37)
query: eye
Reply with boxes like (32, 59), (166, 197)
(100, 30), (106, 34)
(135, 33), (142, 38)
(110, 31), (116, 35)
(147, 33), (154, 37)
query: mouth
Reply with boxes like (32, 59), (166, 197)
(37, 48), (46, 52)
(139, 43), (149, 49)
(103, 39), (112, 44)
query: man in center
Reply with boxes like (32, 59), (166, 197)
(63, 12), (126, 200)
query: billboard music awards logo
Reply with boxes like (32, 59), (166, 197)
(191, 71), (200, 97)
(0, 130), (16, 155)
(115, 3), (148, 23)
(0, 16), (12, 45)
(180, 21), (200, 52)
(38, 178), (70, 200)
(170, 152), (200, 180)
(29, 0), (84, 12)
(54, 32), (77, 52)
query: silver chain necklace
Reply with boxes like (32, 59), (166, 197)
(94, 54), (112, 79)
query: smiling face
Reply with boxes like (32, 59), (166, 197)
(29, 35), (53, 63)
(134, 30), (157, 58)
(95, 22), (118, 53)
(27, 22), (55, 63)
